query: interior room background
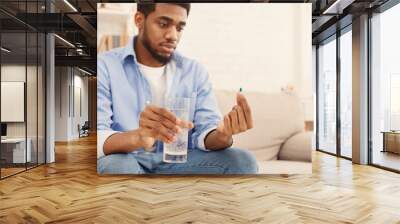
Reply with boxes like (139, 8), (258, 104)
(97, 3), (314, 127)
(97, 3), (313, 174)
(0, 3), (46, 178)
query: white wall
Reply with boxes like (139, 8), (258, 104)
(1, 64), (46, 163)
(98, 3), (313, 120)
(54, 67), (89, 141)
(1, 82), (24, 122)
(1, 65), (26, 82)
(1, 65), (36, 137)
(55, 67), (69, 141)
(72, 73), (89, 138)
(177, 4), (311, 96)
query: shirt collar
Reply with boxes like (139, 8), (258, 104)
(121, 36), (183, 67)
(121, 36), (137, 62)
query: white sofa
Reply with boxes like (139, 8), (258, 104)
(215, 90), (312, 174)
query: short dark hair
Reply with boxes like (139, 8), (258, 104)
(137, 3), (191, 17)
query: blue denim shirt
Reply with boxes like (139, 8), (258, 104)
(97, 37), (222, 156)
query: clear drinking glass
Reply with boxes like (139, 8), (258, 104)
(163, 97), (191, 163)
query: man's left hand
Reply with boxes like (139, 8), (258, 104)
(216, 92), (253, 141)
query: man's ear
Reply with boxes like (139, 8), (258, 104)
(134, 12), (145, 30)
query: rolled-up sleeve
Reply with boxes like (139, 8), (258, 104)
(196, 126), (217, 151)
(97, 56), (119, 158)
(191, 63), (222, 151)
(97, 130), (119, 158)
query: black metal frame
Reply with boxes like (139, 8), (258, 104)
(25, 2), (28, 172)
(0, 21), (2, 179)
(367, 10), (373, 166)
(0, 0), (47, 180)
(336, 26), (341, 158)
(315, 22), (353, 162)
(316, 44), (319, 151)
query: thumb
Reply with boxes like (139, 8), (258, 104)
(216, 119), (224, 132)
(236, 92), (242, 106)
(178, 120), (194, 129)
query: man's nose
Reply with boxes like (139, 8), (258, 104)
(165, 26), (178, 42)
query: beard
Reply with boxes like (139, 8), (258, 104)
(141, 26), (173, 65)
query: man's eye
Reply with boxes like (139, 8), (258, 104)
(177, 26), (184, 32)
(159, 22), (167, 28)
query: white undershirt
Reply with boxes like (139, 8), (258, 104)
(137, 62), (167, 107)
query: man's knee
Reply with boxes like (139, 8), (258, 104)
(221, 148), (258, 174)
(97, 153), (142, 174)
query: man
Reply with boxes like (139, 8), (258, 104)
(97, 3), (258, 174)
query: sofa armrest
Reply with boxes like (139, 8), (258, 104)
(278, 131), (312, 162)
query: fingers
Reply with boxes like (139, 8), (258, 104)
(236, 105), (247, 131)
(178, 120), (194, 129)
(147, 105), (178, 124)
(146, 105), (194, 129)
(229, 109), (239, 134)
(142, 108), (180, 133)
(223, 115), (232, 136)
(141, 104), (194, 144)
(140, 119), (176, 143)
(224, 104), (250, 136)
(236, 93), (253, 129)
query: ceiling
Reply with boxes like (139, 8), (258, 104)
(311, 0), (391, 44)
(0, 0), (97, 74)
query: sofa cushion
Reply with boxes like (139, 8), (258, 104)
(214, 90), (305, 160)
(279, 131), (312, 162)
(248, 146), (281, 161)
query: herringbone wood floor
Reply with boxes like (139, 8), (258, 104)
(0, 135), (400, 224)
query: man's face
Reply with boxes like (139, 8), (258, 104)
(137, 4), (188, 64)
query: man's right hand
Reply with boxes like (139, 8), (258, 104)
(138, 104), (194, 149)
(102, 105), (194, 155)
